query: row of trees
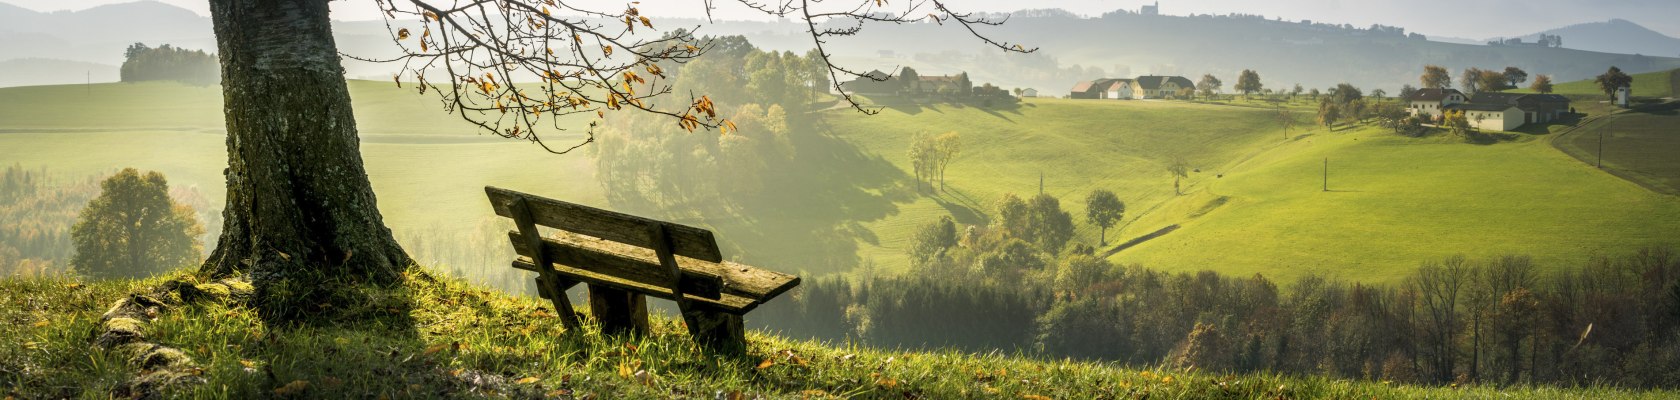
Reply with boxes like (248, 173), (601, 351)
(1420, 64), (1555, 95)
(120, 43), (219, 86)
(1190, 70), (1263, 100)
(907, 132), (961, 192)
(755, 247), (1680, 389)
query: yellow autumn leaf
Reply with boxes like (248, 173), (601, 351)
(274, 380), (309, 396)
(1021, 396), (1052, 400)
(602, 45), (614, 56)
(31, 321), (48, 328)
(756, 359), (775, 369)
(424, 343), (449, 355)
(397, 28), (410, 40)
(515, 376), (541, 384)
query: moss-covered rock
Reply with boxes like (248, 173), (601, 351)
(95, 317), (146, 347)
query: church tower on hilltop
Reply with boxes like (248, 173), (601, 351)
(1142, 1), (1160, 16)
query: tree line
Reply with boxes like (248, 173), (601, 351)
(756, 245), (1680, 389)
(750, 186), (1680, 389)
(120, 43), (220, 86)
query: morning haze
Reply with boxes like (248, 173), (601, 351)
(1, 0), (1678, 398)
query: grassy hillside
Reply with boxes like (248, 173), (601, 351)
(821, 98), (1296, 270)
(1118, 124), (1680, 283)
(3, 272), (1672, 399)
(6, 82), (1678, 287)
(818, 98), (1680, 284)
(1515, 68), (1678, 98)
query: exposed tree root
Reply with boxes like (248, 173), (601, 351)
(92, 277), (253, 399)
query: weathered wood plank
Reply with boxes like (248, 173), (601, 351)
(508, 231), (798, 301)
(509, 197), (582, 332)
(487, 186), (723, 263)
(511, 257), (759, 313)
(508, 231), (724, 300)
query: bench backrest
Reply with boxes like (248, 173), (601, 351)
(486, 186), (723, 263)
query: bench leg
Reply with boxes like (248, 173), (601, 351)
(683, 308), (745, 353)
(536, 276), (582, 332)
(587, 285), (649, 336)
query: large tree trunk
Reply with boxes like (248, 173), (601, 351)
(203, 0), (410, 320)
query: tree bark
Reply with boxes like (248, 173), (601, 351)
(203, 0), (410, 320)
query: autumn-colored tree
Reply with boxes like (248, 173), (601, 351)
(1084, 190), (1125, 246)
(1460, 67), (1485, 94)
(1595, 66), (1634, 100)
(71, 169), (203, 279)
(1442, 110), (1474, 139)
(1475, 69), (1510, 93)
(1421, 65), (1452, 89)
(1530, 75), (1554, 94)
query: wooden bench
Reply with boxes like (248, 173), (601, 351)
(485, 186), (800, 351)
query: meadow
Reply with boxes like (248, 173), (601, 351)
(820, 96), (1680, 284)
(4, 80), (1678, 287)
(4, 272), (1674, 399)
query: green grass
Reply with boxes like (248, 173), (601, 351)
(6, 82), (1679, 288)
(4, 272), (1673, 399)
(1513, 68), (1677, 98)
(1553, 102), (1680, 195)
(0, 81), (602, 238)
(1118, 124), (1680, 283)
(821, 97), (1297, 271)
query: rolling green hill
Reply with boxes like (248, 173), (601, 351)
(1515, 68), (1678, 98)
(816, 98), (1680, 284)
(5, 82), (1678, 287)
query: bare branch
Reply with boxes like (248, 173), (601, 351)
(358, 0), (1030, 153)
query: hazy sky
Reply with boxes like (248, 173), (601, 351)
(8, 0), (1679, 39)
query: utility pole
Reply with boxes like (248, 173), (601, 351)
(1038, 171), (1044, 195)
(1323, 158), (1329, 192)
(1597, 131), (1604, 169)
(86, 70), (91, 96)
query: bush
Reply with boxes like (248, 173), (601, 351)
(71, 168), (203, 279)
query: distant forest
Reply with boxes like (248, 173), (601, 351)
(0, 165), (216, 277)
(754, 245), (1680, 389)
(120, 43), (218, 86)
